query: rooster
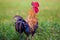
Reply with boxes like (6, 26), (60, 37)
(14, 2), (39, 40)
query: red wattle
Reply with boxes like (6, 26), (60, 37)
(34, 7), (39, 13)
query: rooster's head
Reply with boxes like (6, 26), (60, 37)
(31, 2), (39, 13)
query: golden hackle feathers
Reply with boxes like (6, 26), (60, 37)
(26, 8), (38, 32)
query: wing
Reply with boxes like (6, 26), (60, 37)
(34, 22), (38, 31)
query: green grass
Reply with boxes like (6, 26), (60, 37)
(0, 0), (60, 40)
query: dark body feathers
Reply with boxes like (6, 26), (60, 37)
(14, 16), (30, 35)
(14, 15), (38, 39)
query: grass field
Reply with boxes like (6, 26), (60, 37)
(0, 0), (60, 40)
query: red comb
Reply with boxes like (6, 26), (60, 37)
(32, 2), (39, 7)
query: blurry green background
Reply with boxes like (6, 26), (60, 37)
(0, 0), (60, 40)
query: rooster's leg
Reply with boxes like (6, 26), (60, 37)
(31, 33), (35, 40)
(26, 36), (28, 40)
(20, 34), (23, 40)
(31, 35), (34, 40)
